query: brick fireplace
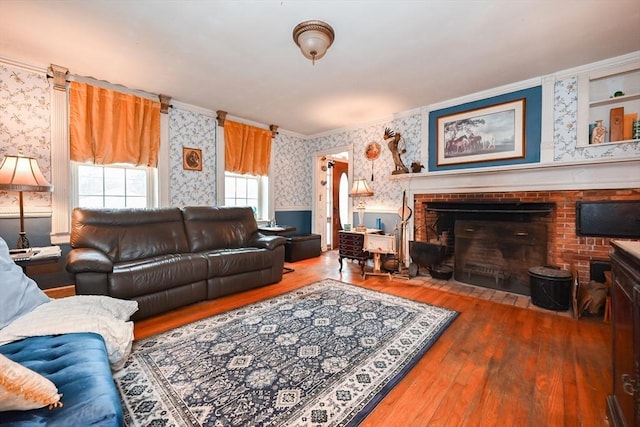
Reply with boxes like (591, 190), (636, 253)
(413, 188), (640, 289)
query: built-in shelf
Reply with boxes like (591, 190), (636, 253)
(577, 61), (640, 147)
(590, 92), (640, 108)
(579, 138), (640, 148)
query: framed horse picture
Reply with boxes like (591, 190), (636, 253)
(435, 98), (526, 166)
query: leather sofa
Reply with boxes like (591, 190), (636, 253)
(66, 206), (286, 320)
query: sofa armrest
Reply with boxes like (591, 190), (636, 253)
(66, 248), (114, 274)
(249, 233), (287, 251)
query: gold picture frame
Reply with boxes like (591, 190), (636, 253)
(436, 98), (526, 166)
(183, 147), (202, 171)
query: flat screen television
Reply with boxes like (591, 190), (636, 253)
(575, 201), (640, 238)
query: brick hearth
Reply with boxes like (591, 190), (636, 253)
(413, 189), (640, 286)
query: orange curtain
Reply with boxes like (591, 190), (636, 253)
(69, 81), (161, 167)
(224, 120), (272, 175)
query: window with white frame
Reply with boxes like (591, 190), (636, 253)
(224, 172), (268, 220)
(73, 163), (156, 209)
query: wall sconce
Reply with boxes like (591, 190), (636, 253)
(0, 154), (53, 248)
(349, 178), (373, 232)
(293, 20), (335, 65)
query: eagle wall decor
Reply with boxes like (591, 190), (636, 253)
(384, 128), (409, 175)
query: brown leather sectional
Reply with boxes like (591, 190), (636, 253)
(66, 206), (286, 320)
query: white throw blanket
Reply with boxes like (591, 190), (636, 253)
(0, 296), (138, 371)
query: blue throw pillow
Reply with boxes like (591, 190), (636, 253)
(0, 237), (50, 329)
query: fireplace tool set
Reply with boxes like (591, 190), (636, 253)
(384, 191), (451, 280)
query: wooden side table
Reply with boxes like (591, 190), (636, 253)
(338, 229), (382, 276)
(363, 234), (396, 279)
(14, 246), (62, 275)
(258, 226), (296, 274)
(258, 225), (296, 235)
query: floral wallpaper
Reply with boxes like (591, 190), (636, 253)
(554, 77), (640, 161)
(273, 113), (422, 212)
(272, 132), (309, 209)
(168, 108), (217, 207)
(0, 63), (51, 210)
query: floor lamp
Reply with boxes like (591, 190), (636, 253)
(0, 154), (53, 249)
(349, 178), (373, 232)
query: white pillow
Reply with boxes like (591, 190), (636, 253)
(0, 353), (62, 411)
(0, 237), (50, 329)
(35, 295), (138, 321)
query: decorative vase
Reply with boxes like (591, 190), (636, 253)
(591, 120), (606, 144)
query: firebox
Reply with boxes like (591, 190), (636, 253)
(425, 202), (553, 295)
(455, 220), (547, 295)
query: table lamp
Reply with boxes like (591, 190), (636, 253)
(349, 177), (373, 232)
(0, 154), (53, 249)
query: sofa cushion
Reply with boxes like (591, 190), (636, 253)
(109, 253), (208, 299)
(71, 207), (190, 262)
(183, 206), (259, 252)
(0, 333), (123, 425)
(204, 248), (272, 277)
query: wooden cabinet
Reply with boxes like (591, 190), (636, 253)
(338, 231), (372, 277)
(608, 240), (640, 427)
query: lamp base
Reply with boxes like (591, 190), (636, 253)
(17, 232), (30, 249)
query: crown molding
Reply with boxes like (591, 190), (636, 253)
(554, 51), (640, 80)
(0, 56), (47, 74)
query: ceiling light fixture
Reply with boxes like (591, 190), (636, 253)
(292, 20), (335, 65)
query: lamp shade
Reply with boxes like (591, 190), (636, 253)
(0, 155), (53, 193)
(293, 20), (335, 64)
(349, 178), (373, 197)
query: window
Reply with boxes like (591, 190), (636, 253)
(224, 172), (268, 220)
(74, 163), (155, 209)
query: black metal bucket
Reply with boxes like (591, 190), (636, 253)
(408, 241), (446, 277)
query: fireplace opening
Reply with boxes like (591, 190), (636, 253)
(455, 220), (547, 295)
(423, 202), (553, 295)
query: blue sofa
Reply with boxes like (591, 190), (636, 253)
(0, 333), (123, 426)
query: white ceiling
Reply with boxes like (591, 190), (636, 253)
(2, 1), (639, 136)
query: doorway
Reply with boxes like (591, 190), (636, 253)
(312, 146), (353, 251)
(330, 159), (349, 249)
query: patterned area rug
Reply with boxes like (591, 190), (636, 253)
(115, 279), (458, 426)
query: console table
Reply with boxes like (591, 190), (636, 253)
(338, 229), (381, 276)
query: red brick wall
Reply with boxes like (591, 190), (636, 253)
(414, 189), (640, 285)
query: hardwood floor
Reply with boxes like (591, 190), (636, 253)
(68, 251), (613, 426)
